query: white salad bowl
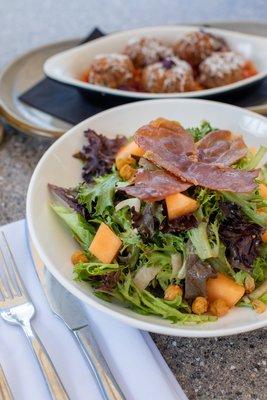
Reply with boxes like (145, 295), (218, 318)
(27, 99), (267, 337)
(44, 25), (267, 99)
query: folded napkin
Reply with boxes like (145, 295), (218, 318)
(0, 220), (188, 400)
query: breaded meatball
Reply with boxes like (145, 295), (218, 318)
(199, 51), (246, 88)
(88, 53), (134, 89)
(173, 31), (229, 68)
(142, 57), (196, 93)
(124, 37), (173, 68)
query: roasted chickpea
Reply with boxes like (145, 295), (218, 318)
(71, 250), (88, 265)
(244, 275), (255, 294)
(115, 155), (136, 170)
(209, 299), (230, 317)
(252, 299), (266, 314)
(192, 297), (208, 315)
(119, 164), (136, 181)
(164, 284), (183, 301)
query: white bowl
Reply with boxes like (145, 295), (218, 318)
(44, 25), (267, 99)
(27, 99), (267, 337)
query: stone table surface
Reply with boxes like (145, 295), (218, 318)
(0, 1), (267, 399)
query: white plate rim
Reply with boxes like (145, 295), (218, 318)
(44, 25), (267, 100)
(26, 98), (267, 337)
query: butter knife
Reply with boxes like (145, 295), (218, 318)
(27, 233), (125, 400)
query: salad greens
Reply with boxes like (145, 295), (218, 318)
(117, 274), (216, 323)
(235, 145), (267, 170)
(252, 251), (267, 282)
(189, 221), (220, 260)
(222, 191), (267, 228)
(51, 204), (94, 251)
(49, 120), (267, 323)
(77, 172), (119, 216)
(74, 262), (121, 279)
(188, 121), (216, 141)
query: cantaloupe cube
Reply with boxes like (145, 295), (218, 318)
(250, 147), (257, 155)
(165, 192), (198, 220)
(259, 183), (267, 200)
(206, 273), (245, 307)
(116, 141), (144, 161)
(261, 230), (267, 243)
(89, 223), (122, 264)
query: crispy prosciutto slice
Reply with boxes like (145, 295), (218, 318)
(136, 120), (196, 159)
(124, 169), (191, 201)
(196, 130), (248, 166)
(135, 122), (259, 193)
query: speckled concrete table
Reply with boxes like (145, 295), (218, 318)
(0, 2), (267, 399)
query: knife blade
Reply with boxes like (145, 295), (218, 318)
(27, 231), (125, 400)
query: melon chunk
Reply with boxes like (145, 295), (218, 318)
(206, 273), (245, 307)
(165, 192), (198, 220)
(116, 141), (144, 161)
(250, 147), (257, 155)
(259, 183), (267, 200)
(261, 230), (267, 243)
(89, 223), (122, 264)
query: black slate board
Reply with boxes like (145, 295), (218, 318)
(19, 28), (267, 126)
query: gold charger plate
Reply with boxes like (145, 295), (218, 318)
(0, 39), (78, 139)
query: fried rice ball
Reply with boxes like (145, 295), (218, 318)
(199, 51), (246, 88)
(173, 31), (229, 68)
(142, 57), (196, 93)
(124, 37), (173, 68)
(88, 53), (134, 89)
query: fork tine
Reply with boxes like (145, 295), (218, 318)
(0, 274), (10, 300)
(0, 232), (25, 297)
(0, 243), (17, 298)
(0, 248), (10, 299)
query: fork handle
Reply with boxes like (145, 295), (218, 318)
(0, 365), (13, 400)
(74, 326), (126, 400)
(22, 321), (69, 400)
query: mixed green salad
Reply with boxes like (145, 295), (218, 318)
(49, 119), (267, 323)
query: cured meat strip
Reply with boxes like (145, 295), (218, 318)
(136, 119), (196, 158)
(145, 151), (259, 192)
(124, 169), (191, 201)
(135, 123), (259, 192)
(196, 130), (248, 166)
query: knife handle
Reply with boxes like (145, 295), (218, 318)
(74, 326), (126, 400)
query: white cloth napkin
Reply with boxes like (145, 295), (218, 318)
(0, 220), (188, 400)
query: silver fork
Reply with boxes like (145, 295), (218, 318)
(0, 364), (13, 400)
(0, 232), (69, 400)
